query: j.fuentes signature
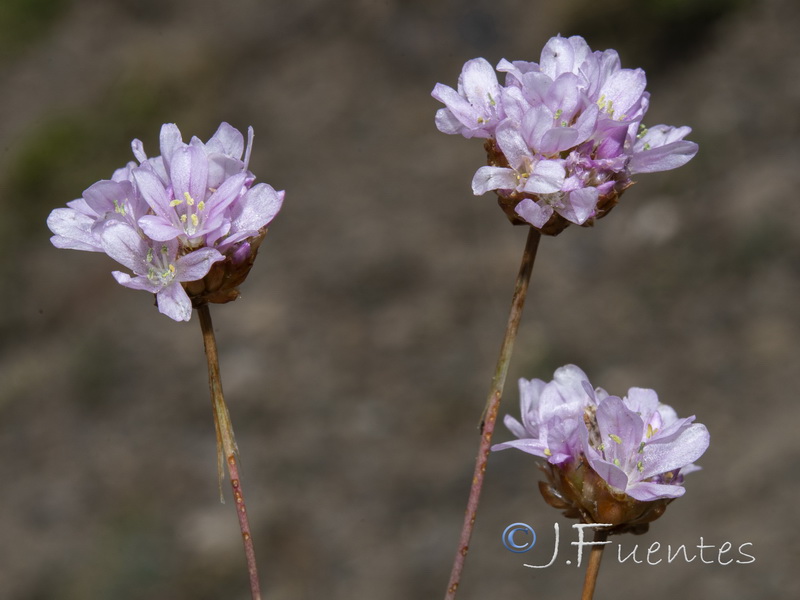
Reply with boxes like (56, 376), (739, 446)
(502, 523), (755, 568)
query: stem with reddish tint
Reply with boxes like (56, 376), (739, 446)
(444, 227), (541, 600)
(198, 303), (262, 600)
(580, 529), (609, 600)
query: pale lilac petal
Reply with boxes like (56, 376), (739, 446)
(587, 451), (630, 492)
(159, 123), (184, 172)
(133, 168), (173, 220)
(47, 208), (103, 251)
(599, 68), (647, 117)
(573, 104), (599, 144)
(230, 184), (284, 232)
(595, 396), (643, 468)
(460, 57), (501, 111)
(626, 480), (686, 501)
(503, 414), (528, 440)
(112, 271), (159, 293)
(630, 141), (699, 174)
(100, 222), (148, 273)
(82, 180), (138, 219)
(545, 73), (583, 119)
(205, 122), (244, 158)
(624, 387), (661, 423)
(492, 438), (566, 463)
(550, 365), (593, 401)
(205, 172), (248, 222)
(539, 36), (577, 79)
(498, 86), (530, 125)
(131, 138), (148, 164)
(472, 166), (518, 195)
(431, 58), (501, 138)
(525, 160), (565, 194)
(169, 145), (209, 205)
(432, 84), (496, 138)
(138, 215), (182, 241)
(539, 127), (579, 155)
(175, 247), (224, 282)
(514, 198), (552, 228)
(495, 120), (533, 170)
(156, 282), (193, 322)
(434, 107), (467, 135)
(566, 187), (599, 224)
(641, 424), (710, 479)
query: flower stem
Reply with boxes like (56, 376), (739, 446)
(197, 303), (262, 600)
(444, 226), (542, 600)
(580, 529), (608, 600)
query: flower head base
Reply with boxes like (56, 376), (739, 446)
(433, 35), (698, 236)
(492, 365), (709, 534)
(47, 122), (284, 321)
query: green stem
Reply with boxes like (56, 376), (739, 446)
(444, 227), (542, 600)
(198, 303), (262, 600)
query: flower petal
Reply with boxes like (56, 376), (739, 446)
(514, 198), (552, 228)
(471, 166), (517, 195)
(525, 160), (565, 194)
(100, 222), (148, 273)
(626, 480), (686, 501)
(169, 145), (209, 207)
(630, 140), (699, 174)
(175, 247), (224, 282)
(230, 184), (284, 233)
(138, 215), (182, 242)
(641, 423), (710, 479)
(156, 282), (193, 321)
(47, 208), (103, 251)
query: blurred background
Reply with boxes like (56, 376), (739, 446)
(1, 0), (798, 598)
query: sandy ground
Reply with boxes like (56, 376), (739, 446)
(1, 0), (799, 598)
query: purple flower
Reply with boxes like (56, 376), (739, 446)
(432, 58), (505, 139)
(432, 35), (698, 235)
(493, 365), (598, 464)
(492, 365), (709, 524)
(47, 122), (285, 321)
(582, 389), (709, 501)
(101, 221), (224, 322)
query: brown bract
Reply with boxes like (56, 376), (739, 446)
(186, 228), (268, 306)
(538, 458), (672, 536)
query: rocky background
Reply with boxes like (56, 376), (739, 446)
(1, 0), (798, 598)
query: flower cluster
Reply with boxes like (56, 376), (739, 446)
(47, 123), (284, 321)
(493, 365), (709, 532)
(432, 35), (698, 235)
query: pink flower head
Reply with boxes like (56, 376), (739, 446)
(47, 122), (285, 321)
(492, 365), (709, 531)
(433, 35), (698, 235)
